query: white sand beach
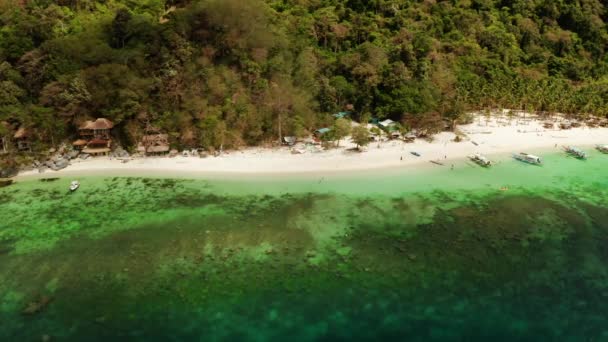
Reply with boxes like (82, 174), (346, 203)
(16, 112), (608, 179)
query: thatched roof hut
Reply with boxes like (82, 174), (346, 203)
(72, 139), (88, 149)
(79, 118), (114, 131)
(137, 134), (170, 154)
(79, 118), (114, 140)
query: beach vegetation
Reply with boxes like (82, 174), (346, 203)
(332, 118), (351, 147)
(351, 125), (370, 150)
(0, 0), (606, 154)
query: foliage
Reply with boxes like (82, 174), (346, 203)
(351, 125), (369, 150)
(0, 0), (606, 151)
(332, 117), (351, 147)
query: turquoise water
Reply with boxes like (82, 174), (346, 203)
(0, 150), (607, 341)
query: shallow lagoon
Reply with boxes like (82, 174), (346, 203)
(1, 150), (607, 341)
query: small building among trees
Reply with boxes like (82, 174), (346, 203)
(137, 134), (170, 155)
(79, 118), (114, 139)
(73, 118), (114, 155)
(14, 126), (31, 151)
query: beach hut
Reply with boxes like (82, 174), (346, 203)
(79, 118), (114, 139)
(13, 126), (31, 151)
(82, 138), (111, 156)
(378, 119), (400, 133)
(137, 134), (170, 155)
(72, 139), (88, 150)
(77, 118), (114, 155)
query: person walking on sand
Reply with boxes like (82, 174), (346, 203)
(400, 156), (403, 161)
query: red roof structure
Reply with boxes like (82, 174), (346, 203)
(88, 138), (110, 146)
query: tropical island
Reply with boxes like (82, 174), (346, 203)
(2, 2), (608, 341)
(1, 0), (607, 178)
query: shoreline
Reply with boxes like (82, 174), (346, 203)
(13, 114), (608, 181)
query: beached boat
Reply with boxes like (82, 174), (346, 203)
(596, 144), (608, 153)
(69, 180), (80, 192)
(513, 153), (541, 165)
(563, 146), (586, 159)
(410, 151), (421, 157)
(468, 153), (492, 167)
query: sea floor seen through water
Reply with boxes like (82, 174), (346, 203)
(1, 150), (607, 341)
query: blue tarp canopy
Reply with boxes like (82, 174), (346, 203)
(315, 128), (331, 135)
(332, 111), (351, 119)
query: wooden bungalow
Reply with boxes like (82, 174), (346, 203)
(137, 134), (170, 155)
(75, 118), (114, 155)
(79, 118), (114, 139)
(82, 138), (111, 155)
(13, 126), (31, 151)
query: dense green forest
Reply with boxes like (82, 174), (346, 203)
(1, 0), (607, 152)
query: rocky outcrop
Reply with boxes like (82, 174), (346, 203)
(67, 150), (80, 159)
(0, 166), (18, 178)
(112, 147), (129, 158)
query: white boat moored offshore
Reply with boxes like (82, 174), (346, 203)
(563, 146), (586, 159)
(468, 153), (492, 167)
(596, 144), (608, 153)
(69, 180), (80, 192)
(513, 152), (541, 165)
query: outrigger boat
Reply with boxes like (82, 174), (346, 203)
(513, 152), (541, 165)
(468, 153), (492, 167)
(596, 144), (608, 153)
(563, 146), (586, 159)
(69, 180), (80, 192)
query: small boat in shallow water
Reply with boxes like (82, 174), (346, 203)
(563, 146), (587, 159)
(69, 181), (80, 192)
(513, 152), (541, 165)
(597, 144), (608, 153)
(468, 153), (492, 167)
